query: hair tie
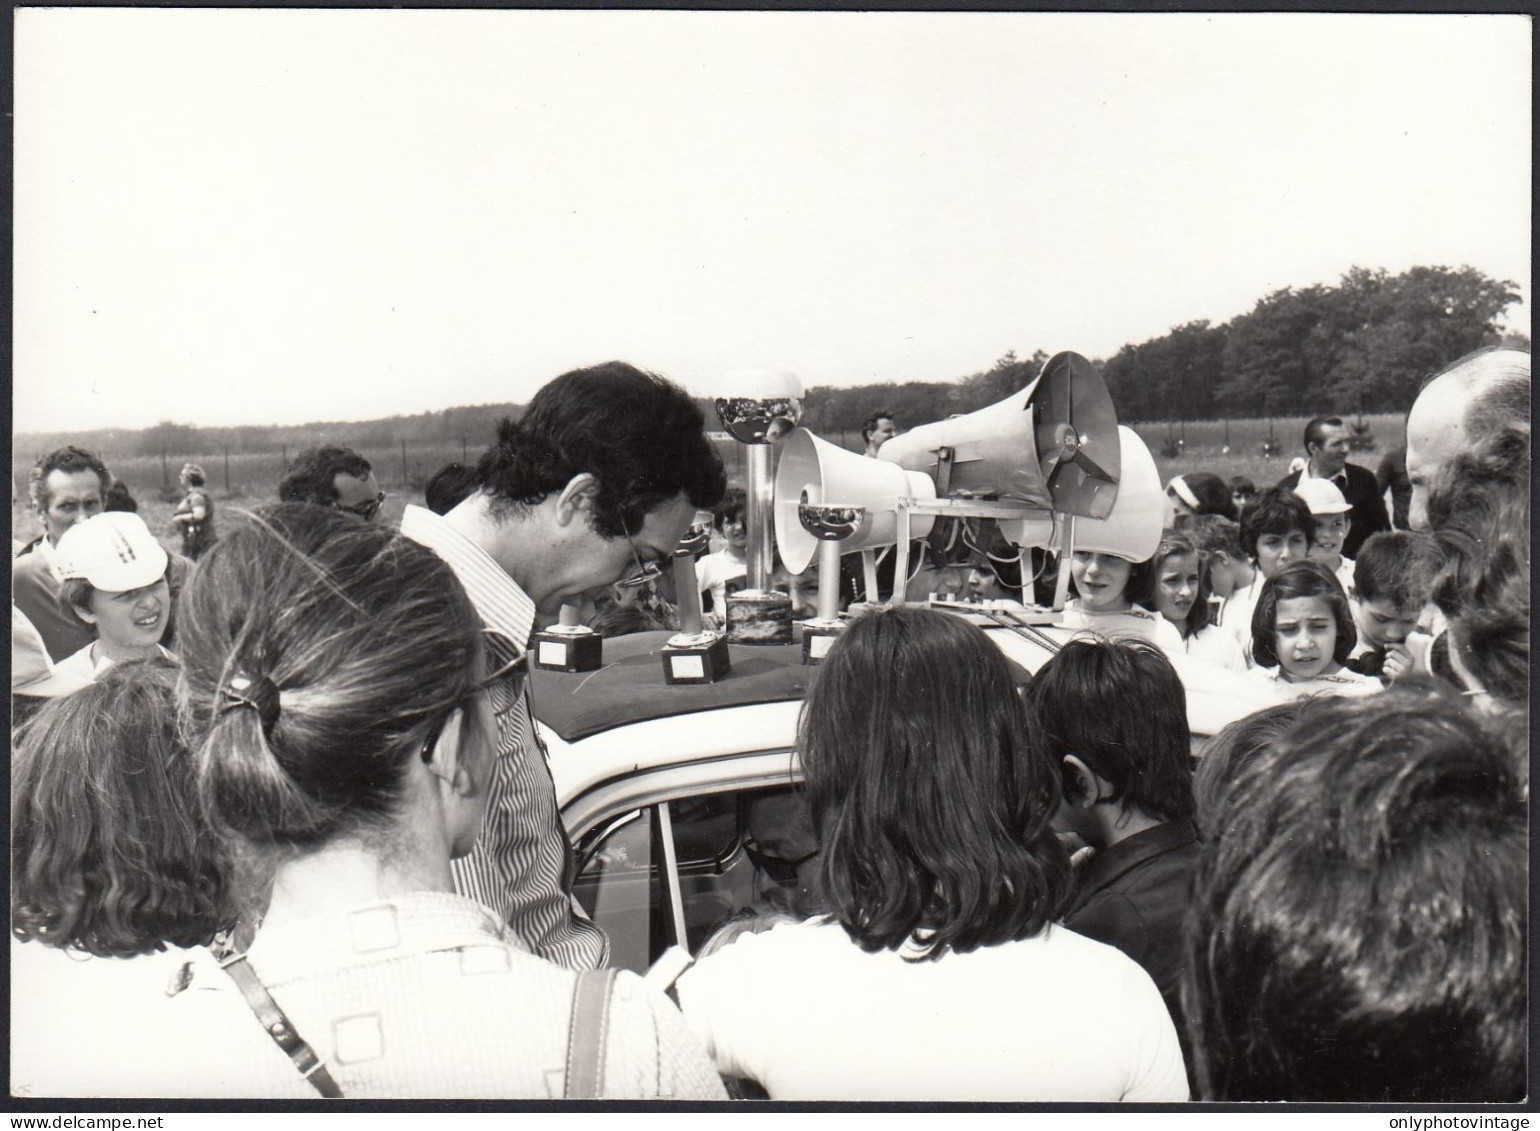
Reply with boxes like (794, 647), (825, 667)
(218, 671), (281, 736)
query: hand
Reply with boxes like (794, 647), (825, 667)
(1057, 831), (1095, 868)
(1381, 642), (1415, 683)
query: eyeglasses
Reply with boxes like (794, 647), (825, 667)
(420, 629), (528, 760)
(334, 492), (387, 522)
(614, 515), (668, 590)
(742, 837), (820, 885)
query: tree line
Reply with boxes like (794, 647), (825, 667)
(801, 265), (1522, 432)
(15, 264), (1522, 460)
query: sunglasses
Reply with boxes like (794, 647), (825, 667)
(742, 837), (820, 885)
(419, 629), (528, 760)
(334, 492), (387, 522)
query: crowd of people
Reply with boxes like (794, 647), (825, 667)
(8, 347), (1530, 1102)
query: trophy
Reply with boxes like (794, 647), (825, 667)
(531, 601), (603, 672)
(714, 370), (803, 644)
(796, 503), (865, 664)
(661, 522), (731, 685)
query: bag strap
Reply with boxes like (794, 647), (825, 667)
(220, 952), (344, 1098)
(564, 967), (618, 1100)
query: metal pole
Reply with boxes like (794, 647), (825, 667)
(223, 446), (230, 492)
(462, 437), (468, 463)
(1052, 516), (1076, 612)
(817, 538), (842, 622)
(401, 439), (408, 489)
(161, 449), (169, 492)
(744, 444), (774, 592)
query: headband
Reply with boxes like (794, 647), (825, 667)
(1167, 476), (1200, 511)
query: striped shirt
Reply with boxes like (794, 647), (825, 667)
(400, 505), (609, 971)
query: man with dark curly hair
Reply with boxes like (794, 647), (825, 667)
(399, 360), (726, 969)
(278, 444), (384, 521)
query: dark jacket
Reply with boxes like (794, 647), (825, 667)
(1063, 820), (1203, 1023)
(1276, 462), (1391, 560)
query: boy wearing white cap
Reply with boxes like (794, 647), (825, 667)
(53, 512), (174, 682)
(1292, 477), (1356, 597)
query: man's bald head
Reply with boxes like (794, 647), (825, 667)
(1405, 347), (1529, 530)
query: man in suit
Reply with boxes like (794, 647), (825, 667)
(1275, 416), (1389, 559)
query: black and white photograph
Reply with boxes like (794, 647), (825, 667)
(9, 6), (1530, 1111)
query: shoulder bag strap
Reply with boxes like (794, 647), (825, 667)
(564, 967), (618, 1100)
(220, 952), (344, 1099)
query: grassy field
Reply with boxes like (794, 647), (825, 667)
(10, 413), (1406, 549)
(1135, 412), (1406, 492)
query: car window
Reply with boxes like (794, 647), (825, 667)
(572, 784), (819, 975)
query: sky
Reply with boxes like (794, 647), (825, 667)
(12, 9), (1532, 434)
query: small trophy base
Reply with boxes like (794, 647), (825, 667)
(662, 632), (732, 685)
(725, 590), (794, 645)
(800, 619), (846, 665)
(532, 627), (603, 672)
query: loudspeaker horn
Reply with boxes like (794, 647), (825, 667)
(774, 428), (938, 574)
(876, 350), (1119, 518)
(1058, 426), (1164, 564)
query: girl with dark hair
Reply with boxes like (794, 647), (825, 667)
(1165, 472), (1237, 523)
(1144, 530), (1244, 670)
(158, 504), (723, 1099)
(11, 659), (235, 1096)
(1249, 560), (1380, 699)
(676, 607), (1187, 1101)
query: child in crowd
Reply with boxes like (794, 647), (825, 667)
(1028, 638), (1202, 1053)
(1227, 476), (1255, 510)
(1191, 701), (1306, 840)
(1142, 530), (1244, 671)
(697, 487), (748, 616)
(11, 659), (234, 1097)
(1061, 550), (1182, 652)
(1165, 473), (1237, 524)
(1219, 489), (1315, 664)
(1249, 560), (1380, 698)
(1292, 477), (1356, 596)
(1345, 531), (1441, 684)
(53, 511), (175, 683)
(1186, 515), (1254, 628)
(676, 608), (1187, 1101)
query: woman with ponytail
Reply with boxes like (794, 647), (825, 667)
(160, 504), (723, 1099)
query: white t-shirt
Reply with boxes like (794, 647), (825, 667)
(1059, 601), (1184, 654)
(676, 918), (1189, 1102)
(1334, 557), (1356, 599)
(11, 938), (204, 1098)
(54, 643), (175, 684)
(1249, 664), (1384, 700)
(1182, 622), (1247, 672)
(696, 551), (747, 611)
(1214, 579), (1262, 667)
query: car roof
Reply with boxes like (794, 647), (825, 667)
(533, 618), (1280, 830)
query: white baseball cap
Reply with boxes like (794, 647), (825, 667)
(1293, 477), (1352, 516)
(56, 512), (170, 592)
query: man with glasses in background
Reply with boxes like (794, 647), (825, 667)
(400, 361), (726, 969)
(278, 444), (387, 521)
